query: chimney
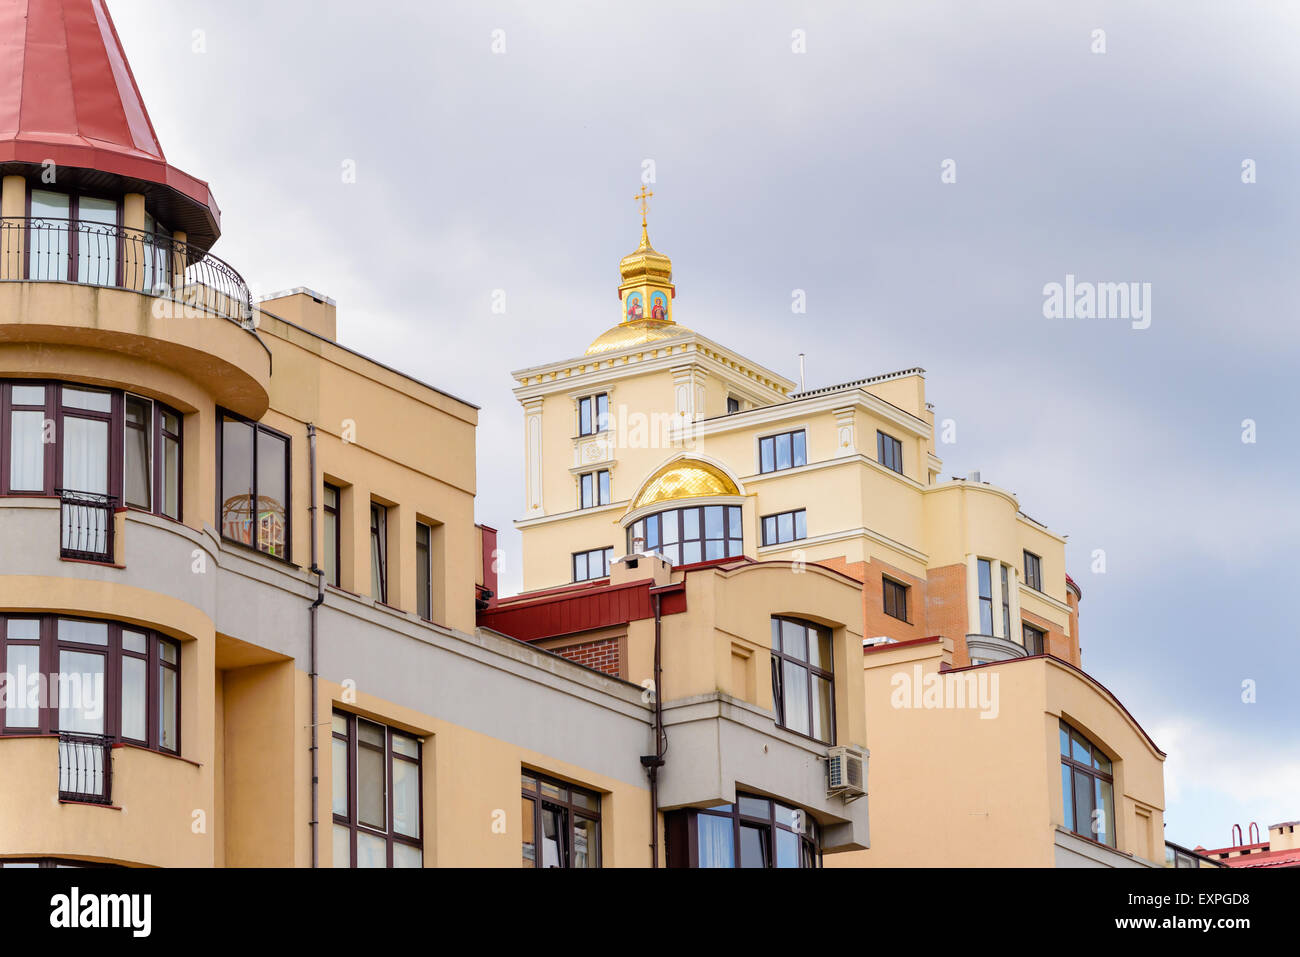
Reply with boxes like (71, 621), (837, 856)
(259, 288), (338, 341)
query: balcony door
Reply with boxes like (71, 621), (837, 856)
(58, 387), (116, 558)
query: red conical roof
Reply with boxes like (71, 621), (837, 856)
(0, 0), (220, 241)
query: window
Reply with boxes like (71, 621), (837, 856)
(579, 469), (610, 509)
(572, 547), (614, 582)
(1023, 623), (1046, 656)
(758, 430), (807, 474)
(416, 521), (432, 620)
(882, 577), (908, 622)
(332, 711), (422, 868)
(370, 503), (388, 603)
(977, 559), (994, 635)
(1001, 564), (1011, 637)
(675, 794), (820, 868)
(877, 430), (903, 474)
(0, 615), (179, 753)
(122, 394), (182, 519)
(218, 412), (289, 559)
(27, 190), (121, 286)
(1024, 551), (1043, 592)
(578, 393), (609, 436)
(629, 504), (742, 566)
(726, 396), (741, 415)
(1060, 720), (1116, 848)
(323, 484), (340, 587)
(761, 508), (806, 546)
(521, 771), (601, 868)
(770, 617), (834, 744)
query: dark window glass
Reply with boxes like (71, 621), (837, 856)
(577, 393), (609, 436)
(332, 711), (422, 867)
(1024, 551), (1043, 591)
(1059, 719), (1116, 848)
(628, 504), (743, 566)
(770, 616), (834, 744)
(1001, 564), (1011, 637)
(687, 794), (820, 869)
(416, 522), (432, 620)
(883, 578), (908, 622)
(1023, 623), (1046, 655)
(159, 408), (181, 520)
(323, 484), (340, 587)
(760, 508), (807, 546)
(370, 503), (388, 603)
(877, 430), (903, 474)
(977, 559), (994, 635)
(579, 469), (610, 509)
(572, 546), (614, 582)
(758, 430), (807, 474)
(219, 412), (290, 559)
(521, 771), (601, 868)
(727, 397), (740, 414)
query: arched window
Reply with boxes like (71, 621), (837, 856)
(1060, 720), (1116, 848)
(628, 504), (742, 566)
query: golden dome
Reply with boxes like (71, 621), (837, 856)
(630, 459), (740, 511)
(586, 318), (693, 355)
(619, 228), (673, 284)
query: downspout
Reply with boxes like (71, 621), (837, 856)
(641, 590), (666, 867)
(308, 423), (324, 868)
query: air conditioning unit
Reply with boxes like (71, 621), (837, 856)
(826, 745), (866, 800)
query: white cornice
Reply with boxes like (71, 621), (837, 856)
(514, 500), (628, 530)
(680, 388), (931, 442)
(757, 526), (930, 565)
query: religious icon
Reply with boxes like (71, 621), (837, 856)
(650, 291), (668, 320)
(625, 292), (643, 320)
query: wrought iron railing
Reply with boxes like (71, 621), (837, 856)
(0, 216), (256, 327)
(57, 489), (116, 563)
(58, 732), (113, 804)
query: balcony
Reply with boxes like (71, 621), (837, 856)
(0, 217), (272, 419)
(57, 490), (116, 564)
(0, 217), (255, 325)
(57, 732), (113, 805)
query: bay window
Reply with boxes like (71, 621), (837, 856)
(0, 614), (180, 753)
(628, 504), (742, 566)
(668, 794), (820, 868)
(332, 711), (423, 868)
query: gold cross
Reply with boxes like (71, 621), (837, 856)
(634, 185), (654, 227)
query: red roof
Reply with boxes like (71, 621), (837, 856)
(1220, 846), (1300, 869)
(0, 0), (219, 232)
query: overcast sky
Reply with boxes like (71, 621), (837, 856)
(109, 0), (1299, 852)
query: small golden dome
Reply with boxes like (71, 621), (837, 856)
(619, 229), (673, 284)
(630, 459), (740, 511)
(585, 318), (693, 355)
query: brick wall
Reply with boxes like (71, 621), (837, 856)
(924, 563), (969, 666)
(553, 636), (622, 678)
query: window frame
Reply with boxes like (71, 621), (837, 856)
(769, 616), (835, 745)
(760, 508), (807, 547)
(572, 546), (614, 582)
(977, 558), (994, 635)
(758, 429), (808, 475)
(25, 188), (124, 286)
(520, 769), (602, 868)
(882, 577), (909, 622)
(628, 504), (743, 567)
(415, 520), (432, 620)
(0, 614), (180, 754)
(876, 430), (903, 474)
(121, 392), (184, 520)
(331, 710), (423, 868)
(577, 393), (609, 437)
(1023, 622), (1046, 656)
(322, 483), (341, 587)
(1059, 719), (1117, 849)
(370, 502), (388, 603)
(1024, 550), (1043, 592)
(675, 793), (821, 868)
(216, 408), (291, 561)
(578, 469), (611, 509)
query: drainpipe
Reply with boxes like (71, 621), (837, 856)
(641, 590), (666, 867)
(307, 424), (324, 868)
